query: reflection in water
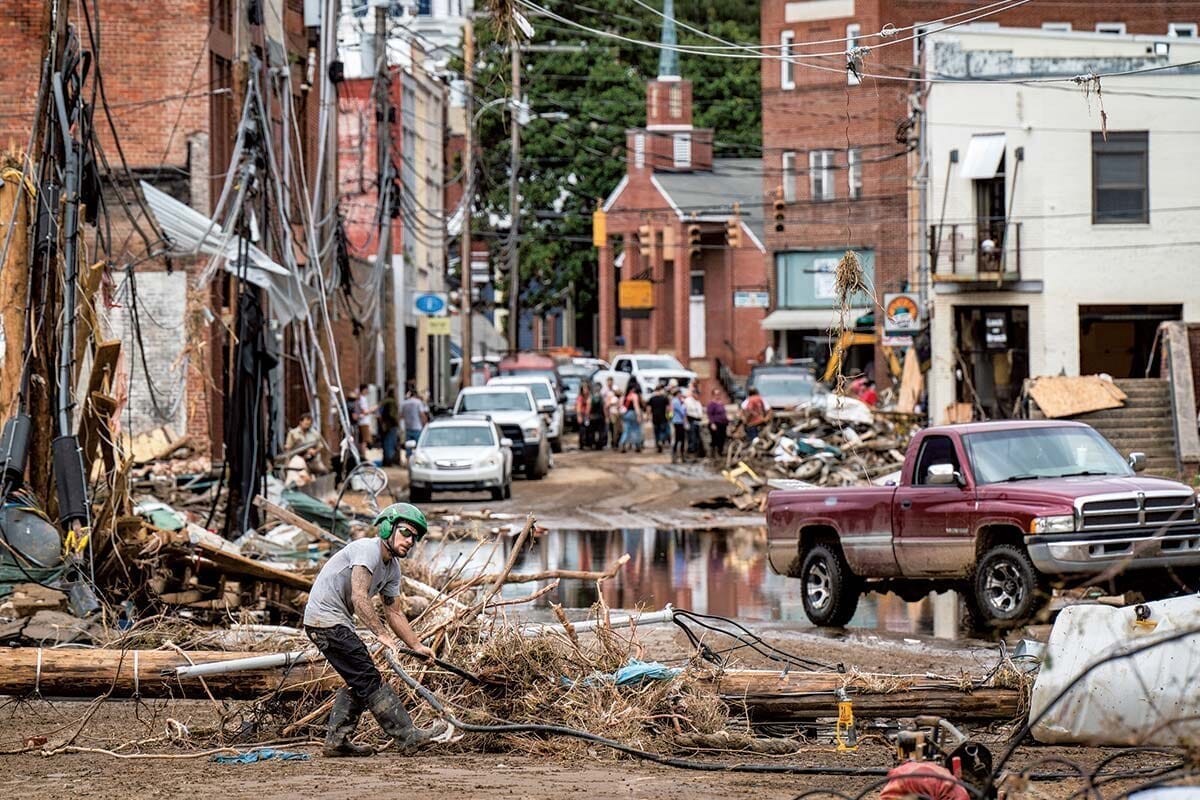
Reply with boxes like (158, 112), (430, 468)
(425, 529), (935, 634)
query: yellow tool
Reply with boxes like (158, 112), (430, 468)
(835, 688), (859, 752)
(63, 525), (90, 559)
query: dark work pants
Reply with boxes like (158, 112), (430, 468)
(306, 624), (383, 703)
(710, 422), (727, 456)
(673, 423), (687, 458)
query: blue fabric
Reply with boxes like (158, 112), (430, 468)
(671, 397), (686, 424)
(212, 748), (311, 764)
(619, 409), (643, 448)
(563, 658), (682, 688)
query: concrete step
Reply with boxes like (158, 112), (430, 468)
(1078, 407), (1172, 422)
(1091, 426), (1176, 440)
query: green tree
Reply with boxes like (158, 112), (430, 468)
(464, 0), (760, 341)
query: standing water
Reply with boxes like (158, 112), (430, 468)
(423, 528), (939, 636)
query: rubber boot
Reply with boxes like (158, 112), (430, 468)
(367, 685), (447, 754)
(323, 688), (374, 757)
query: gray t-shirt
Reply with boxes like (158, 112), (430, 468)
(402, 396), (429, 431)
(303, 538), (402, 629)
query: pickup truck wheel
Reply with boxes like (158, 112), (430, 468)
(800, 543), (860, 627)
(971, 544), (1046, 628)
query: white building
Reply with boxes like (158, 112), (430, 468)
(920, 26), (1200, 422)
(338, 0), (470, 78)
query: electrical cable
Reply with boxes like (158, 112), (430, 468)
(670, 608), (838, 672)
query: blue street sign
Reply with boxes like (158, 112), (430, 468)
(413, 293), (448, 316)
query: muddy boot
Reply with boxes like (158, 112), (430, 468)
(367, 685), (447, 754)
(323, 688), (374, 757)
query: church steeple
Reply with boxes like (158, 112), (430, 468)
(657, 0), (680, 79)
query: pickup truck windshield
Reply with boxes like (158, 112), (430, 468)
(636, 356), (684, 371)
(965, 426), (1132, 484)
(458, 392), (533, 413)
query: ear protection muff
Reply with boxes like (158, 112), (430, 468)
(378, 517), (394, 540)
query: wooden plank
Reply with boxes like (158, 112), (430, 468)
(0, 166), (30, 417)
(0, 648), (336, 699)
(74, 261), (106, 381)
(192, 540), (314, 591)
(253, 496), (343, 546)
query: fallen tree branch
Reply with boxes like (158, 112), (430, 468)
(448, 553), (631, 590)
(484, 579), (560, 611)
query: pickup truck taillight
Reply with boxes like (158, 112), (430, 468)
(1029, 515), (1075, 534)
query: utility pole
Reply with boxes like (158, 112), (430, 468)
(459, 23), (474, 389)
(374, 3), (394, 394)
(505, 39), (521, 353)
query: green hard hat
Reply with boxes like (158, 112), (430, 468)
(374, 502), (428, 539)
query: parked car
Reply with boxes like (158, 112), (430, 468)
(486, 376), (564, 452)
(592, 353), (697, 395)
(406, 416), (513, 503)
(766, 420), (1200, 630)
(498, 352), (565, 395)
(746, 362), (824, 410)
(558, 363), (597, 429)
(452, 386), (550, 479)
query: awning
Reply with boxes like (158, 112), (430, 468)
(761, 308), (866, 331)
(961, 133), (1006, 180)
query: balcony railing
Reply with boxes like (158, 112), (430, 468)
(929, 221), (1021, 283)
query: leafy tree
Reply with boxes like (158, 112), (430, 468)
(463, 0), (760, 343)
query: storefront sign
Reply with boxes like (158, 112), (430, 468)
(733, 291), (770, 308)
(985, 312), (1008, 349)
(618, 279), (653, 309)
(883, 292), (921, 336)
(426, 316), (452, 336)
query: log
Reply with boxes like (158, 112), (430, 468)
(447, 553), (631, 590)
(253, 496), (344, 546)
(702, 670), (1022, 722)
(192, 541), (314, 591)
(0, 648), (337, 699)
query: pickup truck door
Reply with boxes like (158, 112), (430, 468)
(893, 434), (976, 577)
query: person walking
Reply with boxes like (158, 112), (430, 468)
(575, 383), (593, 449)
(378, 386), (400, 466)
(670, 388), (688, 464)
(589, 379), (608, 449)
(741, 386), (770, 442)
(603, 377), (623, 449)
(618, 384), (644, 452)
(646, 386), (671, 454)
(706, 389), (729, 457)
(401, 388), (430, 445)
(303, 503), (447, 757)
(684, 388), (705, 458)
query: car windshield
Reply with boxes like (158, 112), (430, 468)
(965, 426), (1132, 484)
(458, 392), (533, 413)
(753, 374), (815, 400)
(501, 368), (557, 384)
(637, 356), (684, 371)
(502, 382), (552, 401)
(421, 426), (495, 448)
(561, 376), (583, 392)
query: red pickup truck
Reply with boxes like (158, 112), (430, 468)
(766, 420), (1200, 629)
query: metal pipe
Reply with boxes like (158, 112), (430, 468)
(171, 649), (318, 679)
(518, 604), (675, 637)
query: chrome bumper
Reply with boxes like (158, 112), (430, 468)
(1027, 526), (1200, 574)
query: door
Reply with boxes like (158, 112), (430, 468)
(893, 435), (976, 577)
(689, 271), (706, 358)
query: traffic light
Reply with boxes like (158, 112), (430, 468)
(725, 201), (742, 249)
(638, 223), (652, 259)
(773, 186), (786, 233)
(687, 222), (702, 260)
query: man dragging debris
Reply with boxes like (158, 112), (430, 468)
(303, 502), (447, 756)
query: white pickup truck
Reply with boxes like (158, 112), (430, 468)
(592, 353), (697, 394)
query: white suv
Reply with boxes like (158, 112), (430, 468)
(453, 386), (550, 479)
(407, 416), (513, 502)
(487, 375), (564, 453)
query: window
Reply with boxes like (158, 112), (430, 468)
(673, 133), (691, 168)
(809, 150), (834, 201)
(1092, 131), (1148, 224)
(417, 0), (432, 15)
(634, 133), (645, 169)
(668, 84), (683, 118)
(1095, 22), (1127, 34)
(1041, 22), (1072, 32)
(848, 148), (862, 199)
(913, 436), (961, 486)
(780, 31), (795, 90)
(845, 23), (861, 85)
(1169, 22), (1198, 37)
(782, 151), (796, 202)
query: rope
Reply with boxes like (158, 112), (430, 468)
(34, 648), (42, 697)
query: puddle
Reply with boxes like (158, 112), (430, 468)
(422, 528), (942, 636)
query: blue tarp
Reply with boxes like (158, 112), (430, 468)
(563, 658), (682, 688)
(212, 748), (311, 764)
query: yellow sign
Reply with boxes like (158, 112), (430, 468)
(426, 317), (452, 336)
(618, 279), (653, 309)
(592, 209), (607, 247)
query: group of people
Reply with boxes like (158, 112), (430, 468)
(574, 377), (762, 463)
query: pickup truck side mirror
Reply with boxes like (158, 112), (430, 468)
(1128, 452), (1147, 473)
(926, 463), (964, 486)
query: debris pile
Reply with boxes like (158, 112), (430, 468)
(707, 398), (920, 510)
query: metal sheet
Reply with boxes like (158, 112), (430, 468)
(961, 133), (1007, 180)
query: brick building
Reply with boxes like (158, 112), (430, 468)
(598, 4), (770, 391)
(760, 0), (1200, 381)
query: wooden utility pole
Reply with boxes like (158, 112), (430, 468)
(0, 171), (30, 419)
(458, 23), (474, 389)
(374, 3), (397, 392)
(505, 39), (521, 353)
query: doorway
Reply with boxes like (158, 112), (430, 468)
(953, 305), (1029, 419)
(1079, 304), (1181, 378)
(689, 270), (706, 358)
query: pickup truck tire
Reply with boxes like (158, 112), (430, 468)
(799, 543), (860, 627)
(969, 544), (1047, 629)
(551, 436), (563, 454)
(528, 452), (549, 480)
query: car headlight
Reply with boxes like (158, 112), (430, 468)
(522, 424), (541, 441)
(1030, 515), (1075, 534)
(412, 453), (432, 468)
(478, 455), (499, 468)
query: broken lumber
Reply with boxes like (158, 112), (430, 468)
(703, 670), (1021, 721)
(253, 496), (343, 545)
(192, 540), (314, 591)
(0, 648), (336, 698)
(447, 553), (631, 590)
